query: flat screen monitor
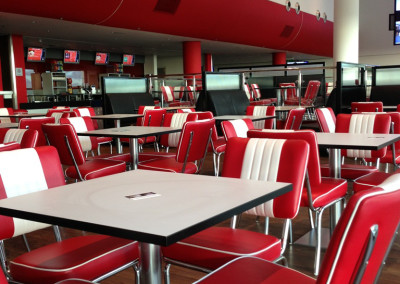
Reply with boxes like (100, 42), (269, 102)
(396, 0), (400, 11)
(64, 50), (80, 64)
(395, 21), (400, 45)
(122, 54), (135, 66)
(395, 0), (400, 44)
(27, 47), (46, 62)
(95, 52), (109, 65)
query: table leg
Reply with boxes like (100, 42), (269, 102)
(129, 137), (139, 170)
(114, 119), (122, 154)
(329, 148), (342, 233)
(139, 242), (162, 284)
(275, 89), (282, 106)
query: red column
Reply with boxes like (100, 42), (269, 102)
(273, 52), (286, 65)
(183, 41), (202, 75)
(204, 53), (213, 72)
(10, 35), (28, 107)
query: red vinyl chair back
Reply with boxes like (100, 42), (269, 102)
(159, 112), (198, 147)
(316, 107), (336, 133)
(0, 128), (38, 148)
(186, 86), (196, 103)
(0, 108), (15, 123)
(42, 123), (87, 166)
(279, 82), (296, 100)
(250, 83), (262, 100)
(160, 86), (176, 103)
(60, 111), (78, 119)
(46, 108), (70, 123)
(246, 105), (275, 129)
(303, 80), (321, 101)
(221, 137), (309, 219)
(136, 105), (160, 126)
(244, 84), (254, 101)
(351, 101), (383, 113)
(60, 117), (98, 152)
(73, 107), (99, 128)
(221, 118), (254, 140)
(282, 108), (306, 130)
(317, 174), (400, 283)
(140, 108), (167, 144)
(336, 113), (391, 159)
(19, 117), (56, 146)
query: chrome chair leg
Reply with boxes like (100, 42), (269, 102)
(164, 263), (171, 284)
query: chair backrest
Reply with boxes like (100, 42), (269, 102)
(192, 111), (220, 144)
(0, 142), (21, 152)
(304, 80), (321, 101)
(244, 84), (253, 101)
(142, 108), (167, 127)
(137, 105), (161, 126)
(177, 108), (196, 113)
(246, 106), (275, 129)
(174, 86), (185, 100)
(52, 106), (70, 110)
(0, 146), (65, 240)
(42, 123), (87, 166)
(221, 137), (309, 219)
(351, 101), (383, 113)
(221, 119), (254, 140)
(175, 119), (215, 172)
(250, 84), (262, 99)
(19, 117), (56, 146)
(284, 108), (305, 130)
(161, 86), (176, 103)
(317, 174), (400, 283)
(186, 86), (196, 102)
(46, 108), (70, 123)
(248, 129), (322, 187)
(160, 112), (198, 147)
(0, 128), (38, 148)
(0, 108), (14, 123)
(60, 117), (98, 152)
(61, 111), (78, 119)
(336, 113), (391, 158)
(279, 82), (296, 100)
(73, 107), (99, 129)
(316, 107), (336, 133)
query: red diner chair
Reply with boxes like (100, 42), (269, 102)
(284, 80), (320, 106)
(315, 107), (336, 133)
(250, 83), (275, 105)
(276, 107), (306, 130)
(73, 107), (113, 154)
(162, 137), (310, 282)
(221, 118), (254, 140)
(248, 129), (348, 275)
(52, 106), (70, 110)
(279, 82), (296, 101)
(351, 101), (383, 113)
(246, 105), (275, 129)
(320, 113), (391, 180)
(0, 147), (139, 284)
(138, 119), (214, 174)
(0, 128), (38, 148)
(0, 108), (15, 123)
(135, 105), (161, 126)
(42, 123), (126, 181)
(160, 86), (190, 107)
(193, 173), (400, 284)
(177, 108), (196, 113)
(19, 117), (56, 146)
(46, 108), (70, 123)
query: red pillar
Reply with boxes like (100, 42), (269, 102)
(183, 41), (202, 75)
(204, 53), (213, 72)
(273, 52), (286, 65)
(10, 35), (28, 108)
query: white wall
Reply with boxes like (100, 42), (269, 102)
(157, 56), (183, 75)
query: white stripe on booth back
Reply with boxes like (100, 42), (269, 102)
(0, 108), (11, 123)
(68, 118), (92, 152)
(77, 108), (91, 117)
(347, 114), (376, 158)
(320, 108), (336, 133)
(51, 112), (64, 124)
(261, 129), (294, 133)
(244, 85), (251, 100)
(174, 87), (182, 99)
(4, 129), (27, 143)
(253, 106), (267, 129)
(240, 138), (285, 217)
(164, 87), (174, 102)
(230, 120), (250, 138)
(168, 113), (189, 147)
(0, 148), (50, 236)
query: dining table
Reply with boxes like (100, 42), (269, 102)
(77, 125), (181, 170)
(91, 114), (144, 153)
(0, 170), (292, 284)
(0, 113), (46, 123)
(214, 115), (276, 122)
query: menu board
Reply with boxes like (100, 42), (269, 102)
(64, 50), (80, 63)
(122, 54), (135, 66)
(95, 52), (109, 65)
(27, 47), (46, 62)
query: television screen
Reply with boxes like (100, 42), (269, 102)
(122, 54), (135, 66)
(64, 50), (80, 64)
(95, 52), (109, 65)
(27, 47), (46, 62)
(395, 21), (400, 45)
(396, 0), (400, 11)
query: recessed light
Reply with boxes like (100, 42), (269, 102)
(285, 0), (291, 11)
(295, 2), (300, 14)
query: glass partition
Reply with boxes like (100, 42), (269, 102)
(102, 77), (147, 94)
(204, 72), (242, 91)
(374, 67), (400, 86)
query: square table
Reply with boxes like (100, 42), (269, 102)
(78, 126), (181, 170)
(0, 170), (292, 284)
(214, 115), (276, 122)
(91, 114), (144, 153)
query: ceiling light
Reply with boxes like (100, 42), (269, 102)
(285, 0), (291, 11)
(316, 10), (321, 21)
(295, 2), (300, 14)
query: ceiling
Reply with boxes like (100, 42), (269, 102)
(0, 12), (323, 64)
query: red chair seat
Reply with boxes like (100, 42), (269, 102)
(320, 163), (379, 180)
(210, 136), (226, 154)
(194, 256), (315, 284)
(87, 153), (132, 164)
(96, 136), (112, 144)
(66, 159), (126, 180)
(353, 171), (396, 193)
(301, 177), (347, 208)
(138, 152), (176, 162)
(162, 227), (281, 271)
(9, 235), (138, 284)
(138, 157), (198, 173)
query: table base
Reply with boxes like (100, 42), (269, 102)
(294, 227), (331, 249)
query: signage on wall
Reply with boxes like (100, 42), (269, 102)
(15, 68), (23, 76)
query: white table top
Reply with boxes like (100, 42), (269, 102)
(77, 125), (180, 139)
(0, 122), (18, 128)
(275, 106), (310, 112)
(316, 133), (400, 150)
(92, 114), (143, 120)
(0, 170), (291, 246)
(214, 115), (276, 121)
